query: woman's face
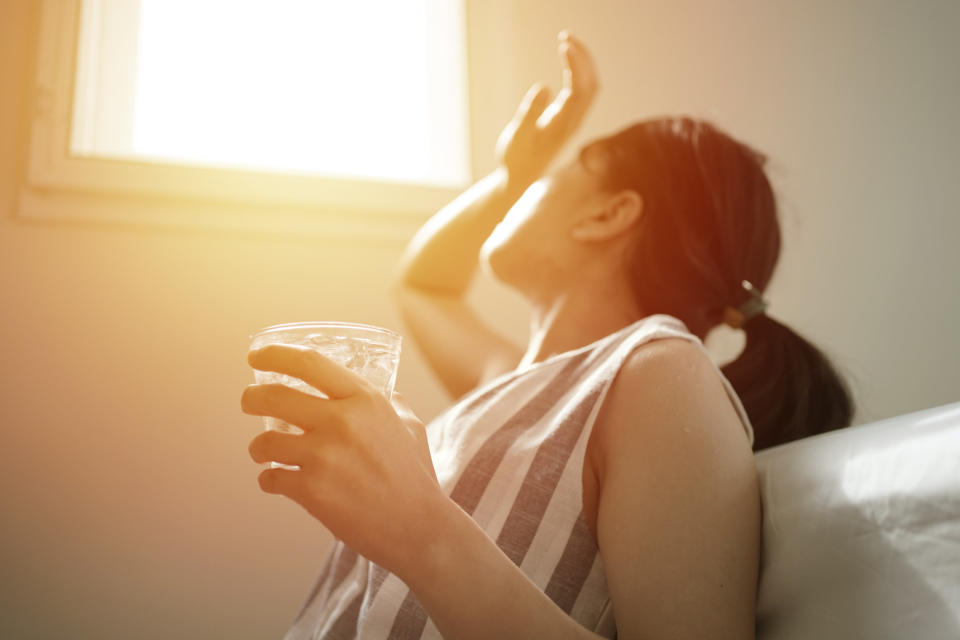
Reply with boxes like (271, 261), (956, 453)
(480, 143), (614, 296)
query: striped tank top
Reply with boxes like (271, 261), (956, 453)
(284, 314), (754, 639)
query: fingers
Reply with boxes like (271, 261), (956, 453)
(257, 466), (301, 497)
(559, 31), (598, 98)
(535, 31), (597, 135)
(249, 428), (308, 466)
(515, 83), (552, 133)
(248, 344), (370, 399)
(241, 382), (341, 431)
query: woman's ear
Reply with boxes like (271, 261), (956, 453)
(571, 190), (643, 242)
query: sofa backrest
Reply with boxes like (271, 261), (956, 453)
(754, 401), (960, 639)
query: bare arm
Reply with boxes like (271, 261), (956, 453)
(394, 169), (529, 398)
(395, 32), (598, 398)
(592, 339), (761, 638)
(245, 339), (760, 639)
(392, 339), (760, 639)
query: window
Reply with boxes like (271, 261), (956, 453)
(22, 0), (471, 240)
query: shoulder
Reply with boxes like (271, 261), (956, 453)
(591, 337), (752, 482)
(620, 335), (713, 379)
(590, 336), (762, 638)
(609, 336), (726, 420)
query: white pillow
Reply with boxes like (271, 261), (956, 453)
(755, 401), (960, 639)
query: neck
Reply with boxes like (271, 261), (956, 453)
(518, 276), (644, 369)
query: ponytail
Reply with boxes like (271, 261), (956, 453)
(720, 314), (854, 451)
(585, 116), (856, 449)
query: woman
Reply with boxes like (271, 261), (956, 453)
(242, 32), (852, 639)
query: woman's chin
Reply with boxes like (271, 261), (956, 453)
(480, 242), (523, 290)
(479, 243), (509, 283)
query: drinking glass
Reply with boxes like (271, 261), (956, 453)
(249, 321), (402, 469)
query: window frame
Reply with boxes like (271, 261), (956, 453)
(19, 0), (472, 242)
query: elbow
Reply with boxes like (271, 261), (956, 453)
(392, 277), (422, 316)
(392, 271), (462, 301)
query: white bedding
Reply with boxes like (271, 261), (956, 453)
(755, 401), (960, 639)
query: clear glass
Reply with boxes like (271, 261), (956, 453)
(249, 322), (402, 469)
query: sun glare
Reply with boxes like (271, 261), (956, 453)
(131, 0), (469, 186)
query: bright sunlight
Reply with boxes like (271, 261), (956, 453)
(81, 0), (470, 187)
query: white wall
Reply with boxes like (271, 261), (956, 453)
(466, 0), (960, 424)
(1, 1), (958, 638)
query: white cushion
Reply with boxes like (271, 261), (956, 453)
(755, 401), (960, 639)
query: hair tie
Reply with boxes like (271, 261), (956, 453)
(722, 280), (769, 329)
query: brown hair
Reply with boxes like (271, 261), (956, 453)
(583, 117), (853, 450)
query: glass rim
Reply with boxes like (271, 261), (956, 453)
(250, 321), (401, 342)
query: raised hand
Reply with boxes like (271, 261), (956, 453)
(495, 31), (599, 188)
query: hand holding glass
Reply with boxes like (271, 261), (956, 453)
(249, 322), (402, 469)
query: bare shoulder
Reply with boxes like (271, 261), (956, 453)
(592, 336), (751, 465)
(620, 336), (719, 382)
(590, 336), (761, 639)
